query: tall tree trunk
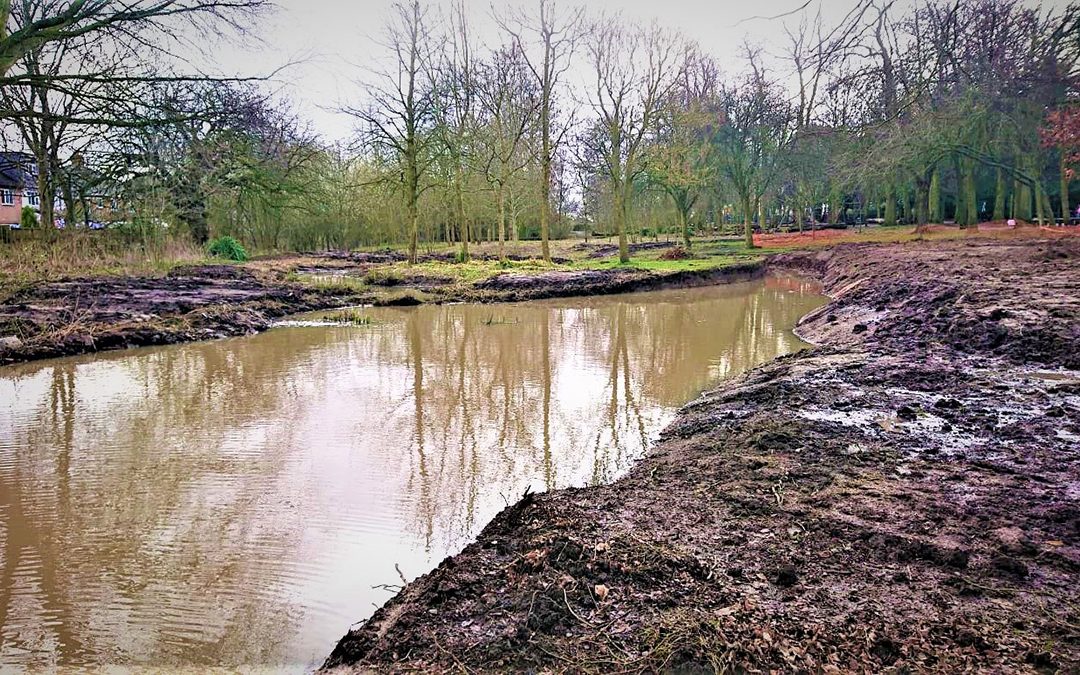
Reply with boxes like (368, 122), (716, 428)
(884, 187), (897, 227)
(953, 157), (967, 226)
(456, 167), (468, 262)
(743, 196), (755, 248)
(539, 111), (552, 263)
(678, 203), (691, 249)
(929, 168), (941, 223)
(496, 182), (506, 262)
(35, 153), (54, 230)
(406, 191), (419, 265)
(964, 161), (978, 227)
(993, 169), (1006, 221)
(616, 183), (629, 264)
(405, 144), (420, 263)
(1061, 153), (1071, 224)
(1035, 182), (1048, 226)
(510, 187), (519, 243)
(915, 177), (929, 226)
(1015, 157), (1033, 222)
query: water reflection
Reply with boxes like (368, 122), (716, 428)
(0, 278), (825, 670)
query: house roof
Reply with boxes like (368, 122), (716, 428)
(0, 152), (35, 190)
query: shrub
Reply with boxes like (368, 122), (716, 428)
(20, 206), (37, 230)
(207, 235), (249, 262)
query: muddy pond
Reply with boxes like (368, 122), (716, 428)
(0, 277), (825, 670)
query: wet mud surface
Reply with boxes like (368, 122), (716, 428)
(0, 265), (367, 364)
(324, 238), (1080, 673)
(573, 240), (679, 259)
(471, 262), (761, 301)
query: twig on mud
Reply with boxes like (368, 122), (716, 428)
(958, 575), (1020, 597)
(772, 479), (786, 507)
(524, 589), (539, 629)
(563, 587), (601, 627)
(429, 632), (473, 674)
(1034, 595), (1080, 636)
(533, 642), (584, 667)
(1040, 603), (1080, 636)
(395, 563), (408, 586)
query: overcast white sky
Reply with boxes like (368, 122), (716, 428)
(212, 0), (1066, 142)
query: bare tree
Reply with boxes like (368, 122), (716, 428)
(475, 44), (538, 261)
(345, 0), (441, 264)
(713, 50), (793, 249)
(500, 0), (583, 263)
(645, 48), (719, 249)
(583, 17), (683, 263)
(0, 0), (266, 79)
(433, 0), (478, 261)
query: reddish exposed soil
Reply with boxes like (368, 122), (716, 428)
(323, 238), (1080, 673)
(754, 223), (1080, 249)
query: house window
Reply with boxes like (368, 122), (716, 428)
(1, 189), (13, 206)
(26, 191), (39, 207)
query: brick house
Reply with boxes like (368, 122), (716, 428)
(0, 152), (37, 227)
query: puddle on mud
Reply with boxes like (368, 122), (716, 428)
(0, 279), (825, 671)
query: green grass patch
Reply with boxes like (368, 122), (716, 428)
(321, 308), (375, 325)
(375, 257), (563, 284)
(578, 246), (766, 273)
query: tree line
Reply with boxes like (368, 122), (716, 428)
(2, 0), (1078, 262)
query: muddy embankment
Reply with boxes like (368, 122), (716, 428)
(0, 265), (370, 365)
(0, 251), (762, 366)
(324, 238), (1080, 673)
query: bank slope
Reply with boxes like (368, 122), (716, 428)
(324, 237), (1080, 673)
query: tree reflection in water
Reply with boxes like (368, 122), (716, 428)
(0, 279), (824, 670)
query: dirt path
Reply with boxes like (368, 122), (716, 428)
(323, 238), (1080, 673)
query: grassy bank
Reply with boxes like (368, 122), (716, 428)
(3, 224), (1078, 366)
(4, 224), (1075, 294)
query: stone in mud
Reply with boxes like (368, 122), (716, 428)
(991, 555), (1029, 577)
(897, 405), (919, 421)
(853, 323), (868, 334)
(0, 335), (22, 351)
(992, 527), (1032, 555)
(934, 398), (963, 410)
(773, 565), (799, 587)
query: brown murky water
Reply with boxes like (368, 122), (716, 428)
(0, 277), (825, 671)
